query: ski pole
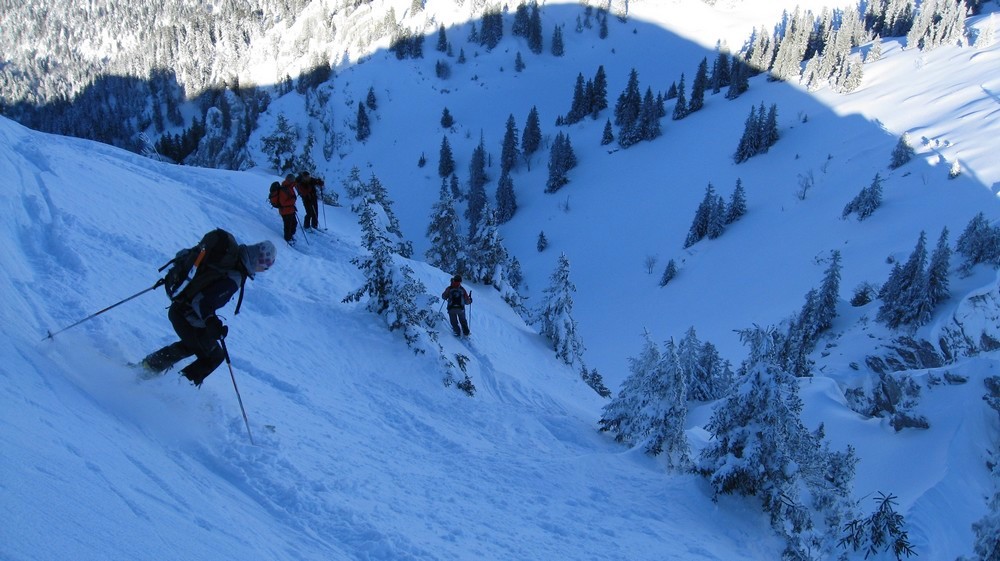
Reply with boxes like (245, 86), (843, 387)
(295, 214), (311, 245)
(44, 279), (165, 341)
(321, 187), (328, 230)
(219, 338), (255, 446)
(468, 290), (472, 328)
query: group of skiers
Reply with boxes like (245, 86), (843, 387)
(269, 171), (325, 244)
(136, 171), (475, 387)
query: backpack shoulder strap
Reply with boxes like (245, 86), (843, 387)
(233, 273), (247, 315)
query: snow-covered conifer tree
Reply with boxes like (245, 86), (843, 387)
(672, 73), (688, 120)
(355, 102), (371, 141)
(343, 196), (434, 349)
(814, 250), (842, 334)
(537, 230), (549, 252)
(842, 173), (883, 221)
(536, 253), (585, 366)
(599, 333), (691, 468)
(956, 212), (1000, 271)
(926, 227), (951, 310)
(545, 132), (577, 193)
(439, 135), (456, 179)
(706, 195), (726, 240)
(699, 326), (854, 550)
(889, 133), (915, 168)
(591, 65), (609, 117)
(522, 106), (542, 169)
(425, 181), (464, 274)
(877, 231), (928, 328)
(551, 25), (565, 56)
(500, 114), (520, 175)
(495, 171), (517, 224)
(659, 259), (678, 287)
(689, 58), (709, 112)
(725, 178), (747, 224)
(684, 183), (717, 247)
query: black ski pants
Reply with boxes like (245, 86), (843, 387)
(302, 196), (319, 229)
(143, 303), (225, 386)
(281, 212), (297, 242)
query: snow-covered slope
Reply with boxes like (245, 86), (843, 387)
(1, 1), (999, 559)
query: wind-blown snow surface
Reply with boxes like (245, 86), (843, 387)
(2, 1), (1000, 560)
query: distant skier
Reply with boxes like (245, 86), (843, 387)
(139, 230), (276, 386)
(442, 275), (472, 337)
(270, 174), (299, 245)
(295, 171), (325, 231)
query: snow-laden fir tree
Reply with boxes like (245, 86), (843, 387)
(814, 250), (842, 335)
(356, 173), (412, 258)
(522, 106), (542, 169)
(906, 0), (965, 51)
(425, 180), (464, 275)
(536, 253), (585, 366)
(659, 259), (678, 287)
(699, 326), (817, 515)
(684, 183), (718, 247)
(710, 48), (731, 94)
(260, 113), (297, 172)
(842, 173), (884, 221)
(495, 171), (517, 224)
(440, 107), (455, 129)
(599, 333), (691, 468)
(699, 326), (857, 557)
(512, 3), (530, 37)
(591, 65), (609, 118)
(926, 228), (951, 310)
(638, 87), (662, 142)
(838, 492), (915, 560)
(677, 327), (735, 401)
(343, 195), (435, 349)
(537, 230), (549, 252)
(877, 230), (929, 328)
(725, 56), (751, 99)
(688, 57), (709, 112)
(564, 73), (588, 125)
(466, 207), (526, 314)
(355, 102), (370, 141)
(466, 137), (489, 237)
(967, 461), (1000, 561)
(551, 24), (565, 56)
(545, 132), (577, 193)
(500, 114), (520, 175)
(725, 178), (747, 224)
(889, 133), (915, 169)
(341, 165), (365, 199)
(435, 24), (448, 52)
(672, 73), (688, 120)
(601, 119), (615, 145)
(439, 135), (456, 178)
(956, 212), (1000, 271)
(527, 2), (544, 54)
(614, 68), (643, 146)
(706, 195), (726, 240)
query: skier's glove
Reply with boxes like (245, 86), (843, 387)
(205, 316), (228, 340)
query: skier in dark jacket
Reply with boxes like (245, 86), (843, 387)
(141, 239), (277, 386)
(295, 171), (325, 231)
(442, 275), (472, 337)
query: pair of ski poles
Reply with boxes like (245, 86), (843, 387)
(44, 279), (255, 445)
